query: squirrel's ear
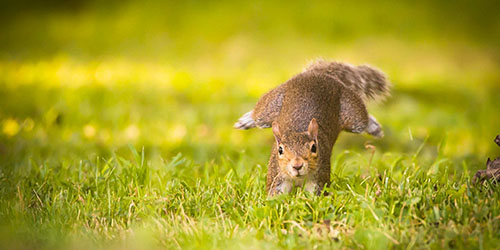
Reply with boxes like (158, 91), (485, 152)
(272, 121), (281, 142)
(307, 118), (318, 140)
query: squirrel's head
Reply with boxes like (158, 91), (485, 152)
(272, 118), (319, 179)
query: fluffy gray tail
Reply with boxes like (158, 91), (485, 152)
(305, 60), (391, 100)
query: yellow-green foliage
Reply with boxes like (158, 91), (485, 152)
(0, 0), (499, 249)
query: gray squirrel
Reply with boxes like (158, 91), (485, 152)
(235, 60), (391, 195)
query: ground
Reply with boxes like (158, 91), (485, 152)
(0, 0), (500, 249)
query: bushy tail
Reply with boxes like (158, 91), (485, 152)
(305, 60), (391, 100)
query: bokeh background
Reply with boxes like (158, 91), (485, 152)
(0, 0), (500, 248)
(1, 0), (499, 165)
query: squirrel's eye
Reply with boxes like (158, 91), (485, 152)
(278, 146), (284, 155)
(311, 144), (317, 153)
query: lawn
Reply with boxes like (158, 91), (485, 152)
(1, 0), (500, 249)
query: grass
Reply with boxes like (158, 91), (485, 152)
(2, 146), (500, 249)
(1, 0), (500, 249)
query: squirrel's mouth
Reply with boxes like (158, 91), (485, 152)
(288, 168), (308, 178)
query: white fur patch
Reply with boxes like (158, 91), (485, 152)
(277, 180), (293, 194)
(277, 178), (318, 194)
(234, 110), (256, 129)
(305, 181), (318, 193)
(366, 115), (383, 138)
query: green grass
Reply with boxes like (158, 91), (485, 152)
(2, 147), (500, 249)
(1, 0), (500, 249)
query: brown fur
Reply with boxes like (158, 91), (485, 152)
(235, 60), (391, 195)
(305, 60), (390, 101)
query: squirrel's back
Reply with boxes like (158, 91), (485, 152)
(234, 60), (391, 131)
(277, 72), (341, 134)
(276, 60), (391, 140)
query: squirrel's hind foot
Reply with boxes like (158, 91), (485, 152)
(234, 110), (256, 130)
(366, 115), (384, 138)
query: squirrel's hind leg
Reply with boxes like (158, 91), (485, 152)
(234, 85), (285, 130)
(340, 88), (369, 134)
(339, 88), (383, 137)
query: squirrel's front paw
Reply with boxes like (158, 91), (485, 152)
(234, 110), (256, 130)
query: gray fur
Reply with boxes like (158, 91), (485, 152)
(306, 60), (391, 101)
(234, 110), (256, 129)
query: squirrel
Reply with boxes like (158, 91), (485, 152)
(234, 60), (391, 196)
(473, 135), (500, 184)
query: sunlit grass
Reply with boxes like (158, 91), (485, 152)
(1, 147), (500, 249)
(1, 0), (500, 249)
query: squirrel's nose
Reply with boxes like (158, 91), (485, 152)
(293, 164), (303, 171)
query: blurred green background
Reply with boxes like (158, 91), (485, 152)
(1, 0), (499, 165)
(0, 0), (500, 248)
